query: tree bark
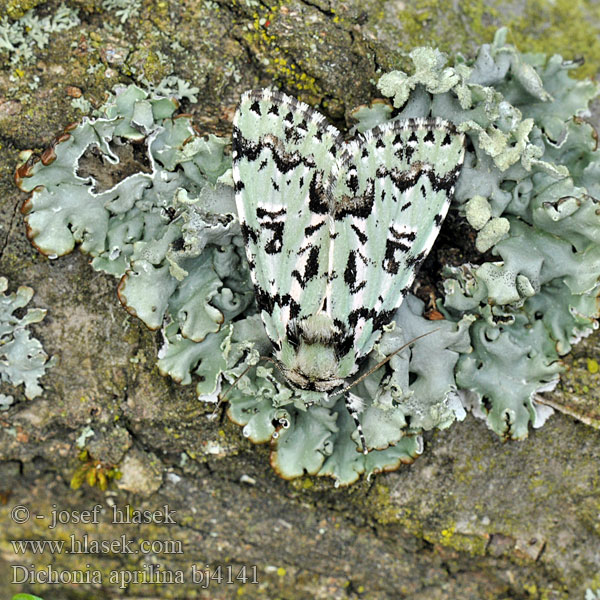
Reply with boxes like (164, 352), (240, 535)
(1, 1), (600, 598)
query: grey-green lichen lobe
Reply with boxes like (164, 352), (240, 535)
(465, 195), (492, 230)
(0, 276), (54, 400)
(475, 216), (510, 253)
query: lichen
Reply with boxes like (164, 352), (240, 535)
(16, 29), (600, 484)
(0, 276), (54, 399)
(0, 2), (79, 66)
(101, 0), (142, 24)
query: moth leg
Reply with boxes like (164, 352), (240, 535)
(345, 392), (368, 455)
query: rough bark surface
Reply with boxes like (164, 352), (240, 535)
(1, 1), (600, 599)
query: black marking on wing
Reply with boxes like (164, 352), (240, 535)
(250, 100), (261, 115)
(308, 173), (329, 214)
(240, 222), (258, 245)
(304, 220), (326, 237)
(348, 307), (396, 336)
(256, 206), (285, 217)
(233, 128), (316, 175)
(333, 179), (375, 220)
(344, 250), (367, 294)
(350, 223), (368, 245)
(372, 308), (397, 332)
(333, 318), (354, 359)
(378, 166), (423, 193)
(284, 125), (304, 145)
(424, 130), (435, 143)
(382, 226), (416, 274)
(347, 170), (359, 194)
(427, 164), (462, 192)
(255, 286), (301, 320)
(256, 206), (286, 255)
(405, 249), (427, 269)
(291, 245), (320, 287)
(377, 163), (462, 198)
(268, 103), (279, 116)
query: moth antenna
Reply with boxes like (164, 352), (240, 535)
(210, 355), (281, 418)
(334, 329), (439, 399)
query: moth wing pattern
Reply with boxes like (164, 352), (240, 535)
(232, 89), (343, 349)
(325, 119), (465, 359)
(233, 88), (465, 386)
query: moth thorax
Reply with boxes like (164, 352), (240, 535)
(296, 313), (341, 344)
(279, 314), (345, 392)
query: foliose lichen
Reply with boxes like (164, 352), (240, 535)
(0, 2), (79, 66)
(0, 276), (54, 401)
(16, 29), (600, 484)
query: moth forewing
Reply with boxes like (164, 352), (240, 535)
(232, 88), (465, 451)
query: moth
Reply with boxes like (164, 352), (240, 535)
(231, 89), (465, 452)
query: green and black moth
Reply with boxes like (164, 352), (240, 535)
(232, 89), (465, 453)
